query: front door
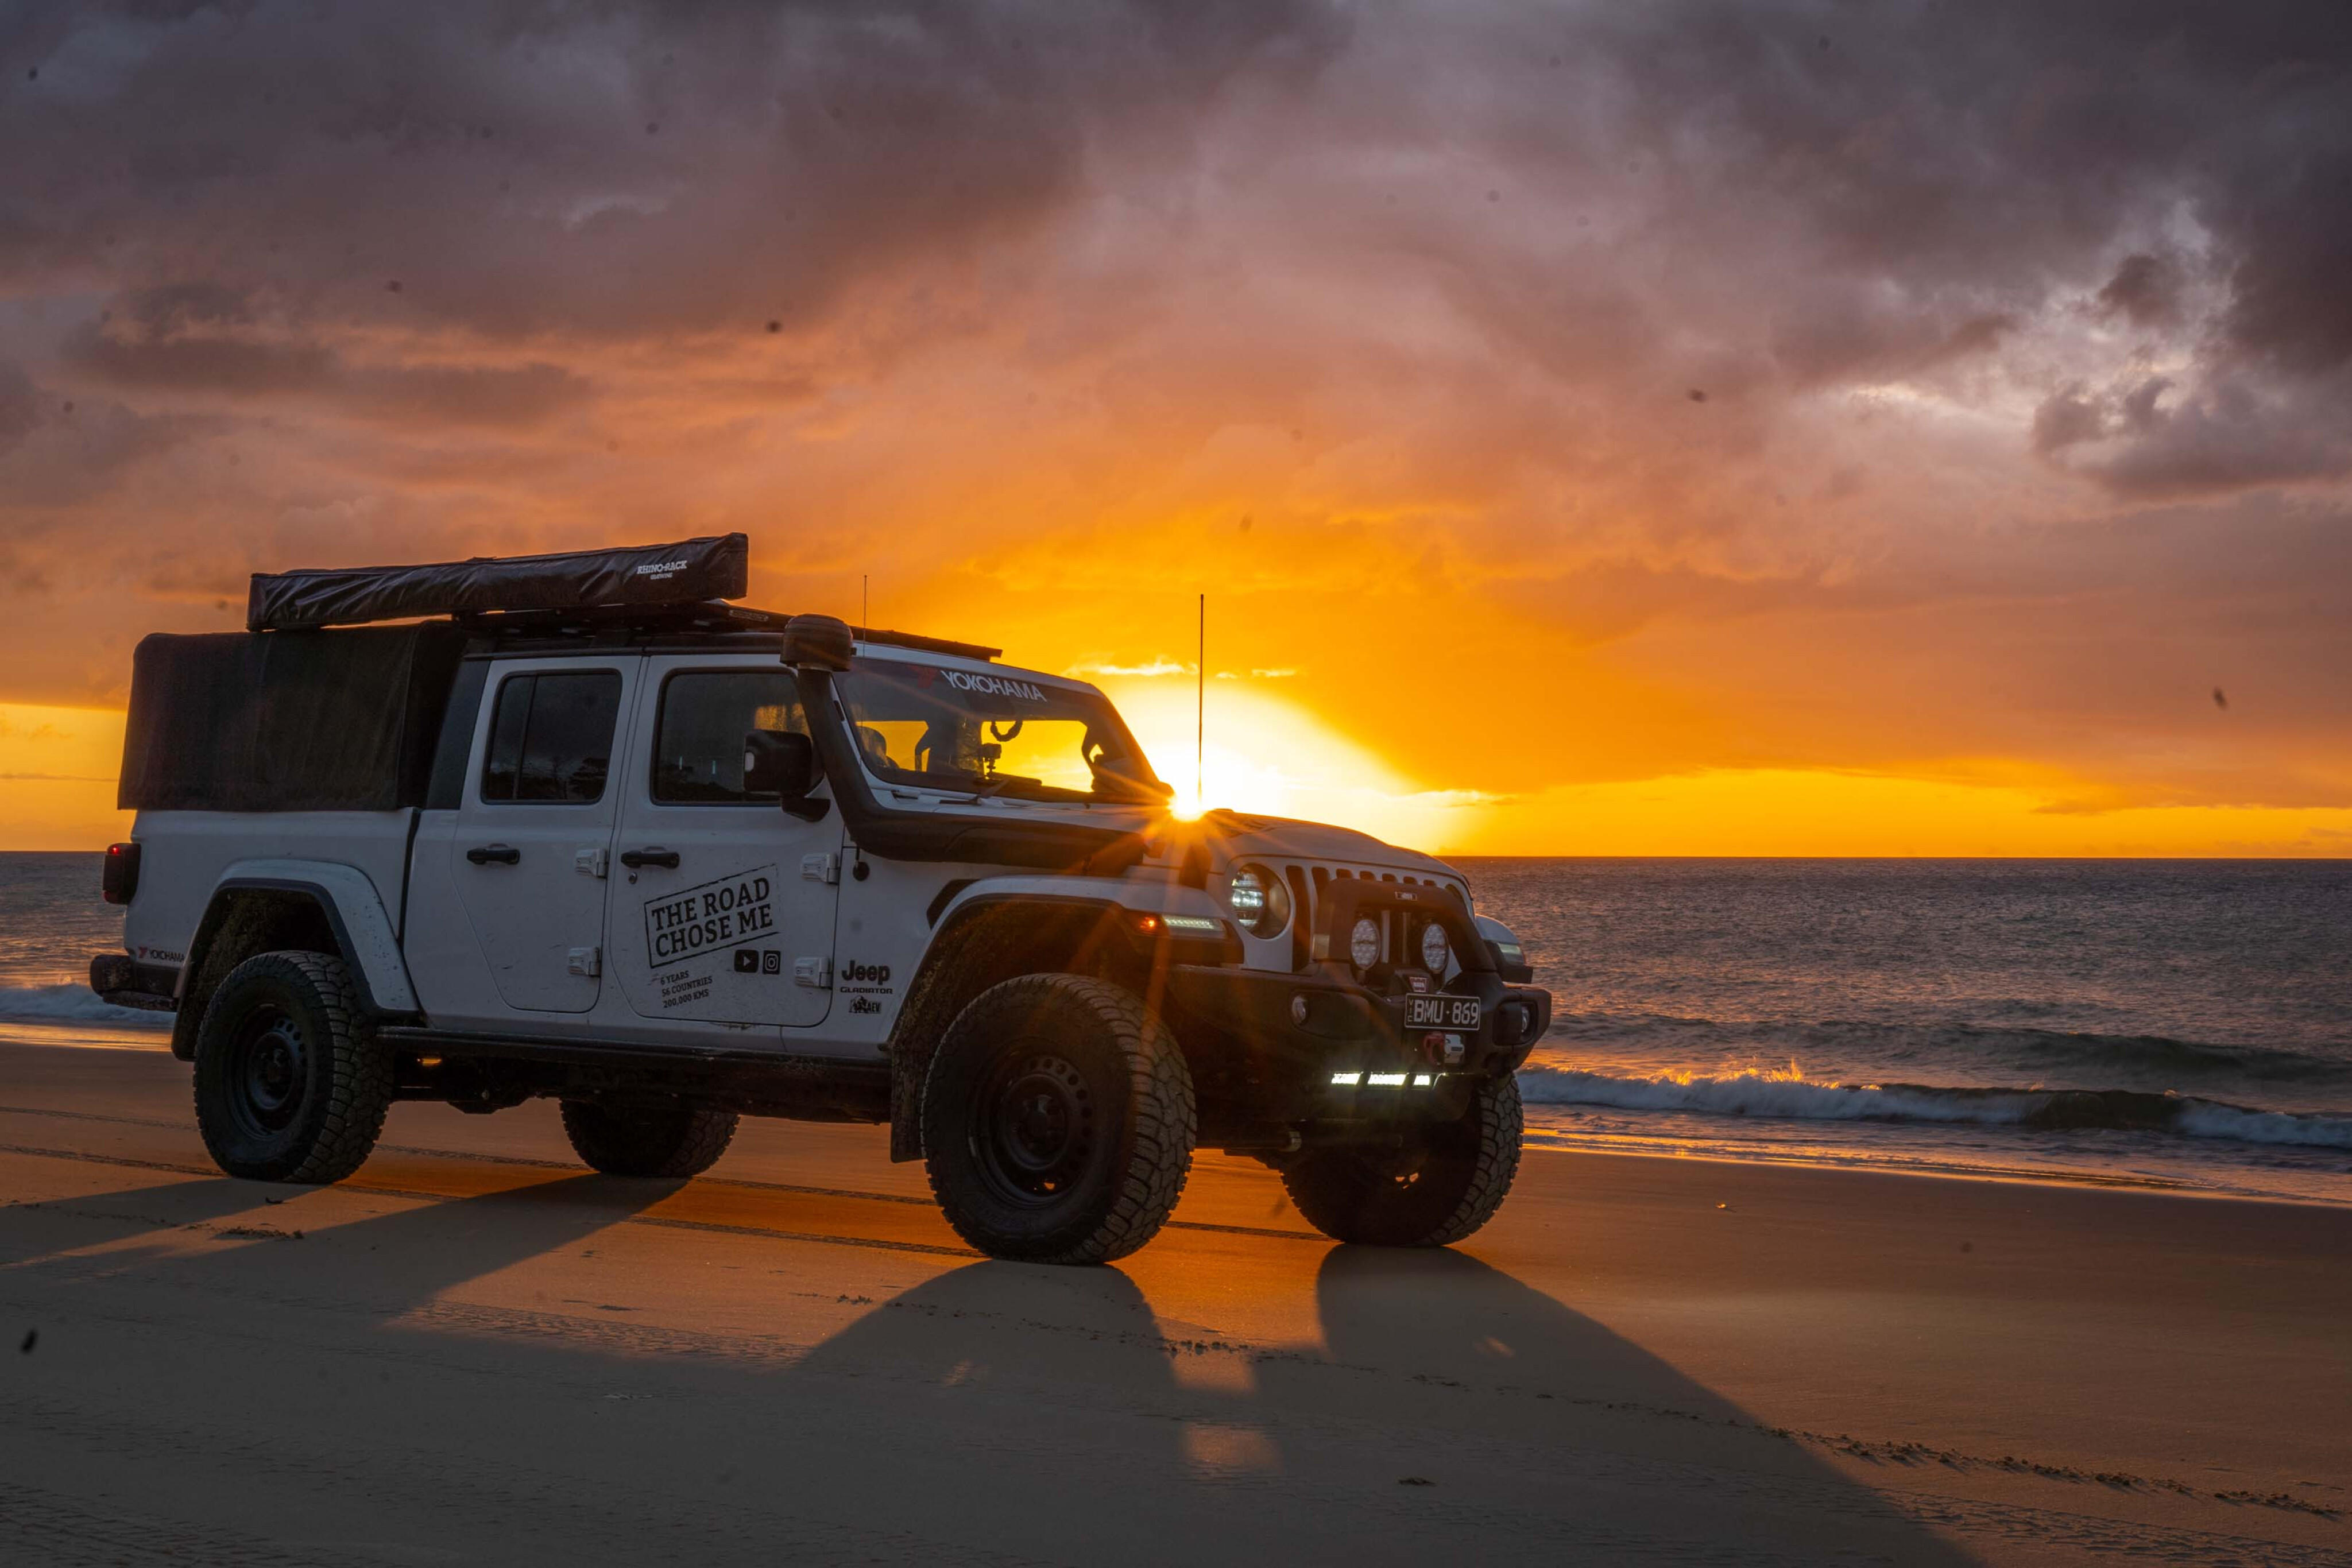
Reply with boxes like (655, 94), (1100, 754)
(449, 659), (638, 1014)
(605, 659), (843, 1029)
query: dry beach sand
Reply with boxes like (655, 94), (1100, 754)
(1, 1035), (2346, 1566)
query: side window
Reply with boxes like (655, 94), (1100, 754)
(653, 670), (806, 803)
(479, 671), (622, 804)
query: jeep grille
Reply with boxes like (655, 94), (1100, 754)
(1268, 862), (1467, 972)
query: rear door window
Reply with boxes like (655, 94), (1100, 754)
(479, 670), (622, 803)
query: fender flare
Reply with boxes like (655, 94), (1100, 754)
(927, 875), (1232, 933)
(184, 860), (421, 1017)
(881, 886), (1239, 1162)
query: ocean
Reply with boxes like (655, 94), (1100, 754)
(6, 851), (2347, 1203)
(1467, 857), (2352, 1203)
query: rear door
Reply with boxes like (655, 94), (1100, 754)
(604, 658), (843, 1029)
(448, 659), (638, 1015)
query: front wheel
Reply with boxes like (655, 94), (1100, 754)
(1282, 1073), (1523, 1246)
(922, 974), (1196, 1264)
(193, 950), (393, 1183)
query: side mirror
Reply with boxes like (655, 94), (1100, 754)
(744, 730), (828, 821)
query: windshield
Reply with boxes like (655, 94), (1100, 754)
(834, 659), (1168, 804)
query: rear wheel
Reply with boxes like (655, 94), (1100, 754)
(1282, 1073), (1523, 1246)
(559, 1101), (738, 1178)
(922, 974), (1196, 1264)
(193, 950), (393, 1183)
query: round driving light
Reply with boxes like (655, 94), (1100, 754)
(1419, 920), (1450, 975)
(1227, 864), (1291, 937)
(1349, 916), (1381, 969)
(1289, 994), (1310, 1026)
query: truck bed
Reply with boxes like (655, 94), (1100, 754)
(122, 810), (417, 970)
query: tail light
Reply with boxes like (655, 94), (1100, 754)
(101, 842), (141, 905)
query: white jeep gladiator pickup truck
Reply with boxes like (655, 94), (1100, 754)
(90, 535), (1550, 1263)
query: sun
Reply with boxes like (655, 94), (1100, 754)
(1093, 677), (1484, 852)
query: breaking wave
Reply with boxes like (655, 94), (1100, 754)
(0, 982), (173, 1029)
(1543, 1010), (2352, 1091)
(1516, 1063), (2352, 1151)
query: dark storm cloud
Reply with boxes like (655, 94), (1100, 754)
(1417, 1), (2352, 487)
(0, 361), (36, 455)
(953, 0), (2352, 579)
(2097, 254), (2184, 330)
(69, 322), (337, 399)
(2210, 142), (2352, 375)
(64, 295), (591, 429)
(0, 1), (1343, 342)
(0, 359), (205, 509)
(6, 1), (2346, 471)
(2032, 373), (2352, 500)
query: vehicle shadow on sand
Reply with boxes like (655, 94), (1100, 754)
(1299, 1244), (1976, 1561)
(0, 1167), (688, 1322)
(757, 1243), (1976, 1565)
(2, 1174), (300, 1253)
(1, 1166), (1974, 1564)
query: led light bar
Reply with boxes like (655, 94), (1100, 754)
(1158, 913), (1224, 934)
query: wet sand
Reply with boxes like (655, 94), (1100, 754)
(1, 1036), (2346, 1565)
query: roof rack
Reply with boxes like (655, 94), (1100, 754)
(461, 601), (1001, 663)
(846, 625), (1004, 663)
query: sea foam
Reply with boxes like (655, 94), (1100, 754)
(1517, 1062), (2352, 1151)
(0, 982), (174, 1029)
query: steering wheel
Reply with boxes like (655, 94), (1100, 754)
(988, 719), (1024, 743)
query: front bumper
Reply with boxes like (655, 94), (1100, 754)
(1164, 963), (1552, 1088)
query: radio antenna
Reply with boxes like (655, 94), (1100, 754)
(862, 574), (869, 637)
(1196, 591), (1205, 809)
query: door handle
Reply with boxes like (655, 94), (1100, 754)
(619, 847), (680, 869)
(466, 844), (521, 866)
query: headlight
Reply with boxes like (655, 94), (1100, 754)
(1227, 864), (1291, 938)
(1349, 915), (1382, 969)
(1419, 920), (1450, 974)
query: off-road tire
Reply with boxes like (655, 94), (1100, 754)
(559, 1101), (738, 1178)
(1282, 1072), (1523, 1246)
(193, 950), (393, 1184)
(922, 974), (1196, 1264)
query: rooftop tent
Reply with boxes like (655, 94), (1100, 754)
(118, 623), (469, 812)
(246, 533), (749, 631)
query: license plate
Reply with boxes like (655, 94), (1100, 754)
(1405, 994), (1480, 1031)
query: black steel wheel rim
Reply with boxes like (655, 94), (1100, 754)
(226, 1004), (307, 1138)
(969, 1043), (1096, 1206)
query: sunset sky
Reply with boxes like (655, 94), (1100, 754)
(3, 2), (2349, 854)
